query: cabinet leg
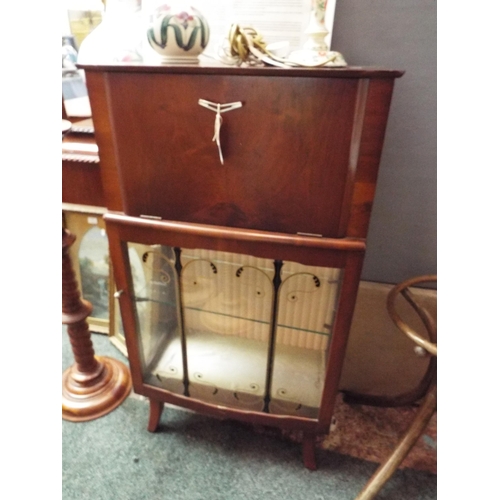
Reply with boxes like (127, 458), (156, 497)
(302, 434), (318, 470)
(147, 399), (164, 432)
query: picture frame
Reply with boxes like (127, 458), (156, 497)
(62, 203), (112, 336)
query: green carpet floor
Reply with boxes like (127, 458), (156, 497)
(62, 329), (437, 500)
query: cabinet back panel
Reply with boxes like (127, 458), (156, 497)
(105, 73), (359, 237)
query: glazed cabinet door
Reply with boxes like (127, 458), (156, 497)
(105, 214), (364, 424)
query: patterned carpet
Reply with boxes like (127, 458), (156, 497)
(141, 391), (438, 479)
(255, 393), (437, 475)
(320, 394), (437, 474)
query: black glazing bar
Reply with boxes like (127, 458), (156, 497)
(174, 247), (190, 397)
(263, 259), (283, 413)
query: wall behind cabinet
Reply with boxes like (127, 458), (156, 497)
(331, 0), (437, 285)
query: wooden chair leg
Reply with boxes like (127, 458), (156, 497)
(147, 399), (164, 432)
(355, 386), (437, 500)
(302, 433), (318, 470)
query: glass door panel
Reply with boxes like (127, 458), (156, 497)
(181, 249), (274, 411)
(127, 243), (184, 395)
(269, 262), (342, 418)
(122, 238), (343, 417)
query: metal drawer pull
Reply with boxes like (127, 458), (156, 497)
(198, 99), (243, 164)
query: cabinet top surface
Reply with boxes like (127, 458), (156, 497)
(78, 60), (404, 79)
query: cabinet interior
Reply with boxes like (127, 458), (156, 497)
(127, 243), (342, 418)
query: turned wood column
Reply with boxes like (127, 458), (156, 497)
(62, 228), (132, 421)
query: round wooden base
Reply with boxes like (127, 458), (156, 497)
(62, 356), (132, 422)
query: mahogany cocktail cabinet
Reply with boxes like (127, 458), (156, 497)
(81, 61), (403, 469)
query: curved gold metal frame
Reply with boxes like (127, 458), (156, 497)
(355, 275), (437, 500)
(344, 274), (436, 407)
(387, 274), (437, 356)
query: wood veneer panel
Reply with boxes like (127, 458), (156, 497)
(104, 213), (365, 270)
(103, 73), (359, 237)
(318, 252), (364, 429)
(346, 78), (396, 238)
(62, 160), (105, 207)
(62, 132), (104, 206)
(79, 62), (404, 79)
(140, 384), (320, 433)
(84, 71), (124, 212)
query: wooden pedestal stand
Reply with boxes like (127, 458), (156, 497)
(62, 228), (132, 421)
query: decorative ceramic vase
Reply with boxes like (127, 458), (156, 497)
(288, 0), (347, 68)
(146, 2), (210, 63)
(302, 0), (329, 52)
